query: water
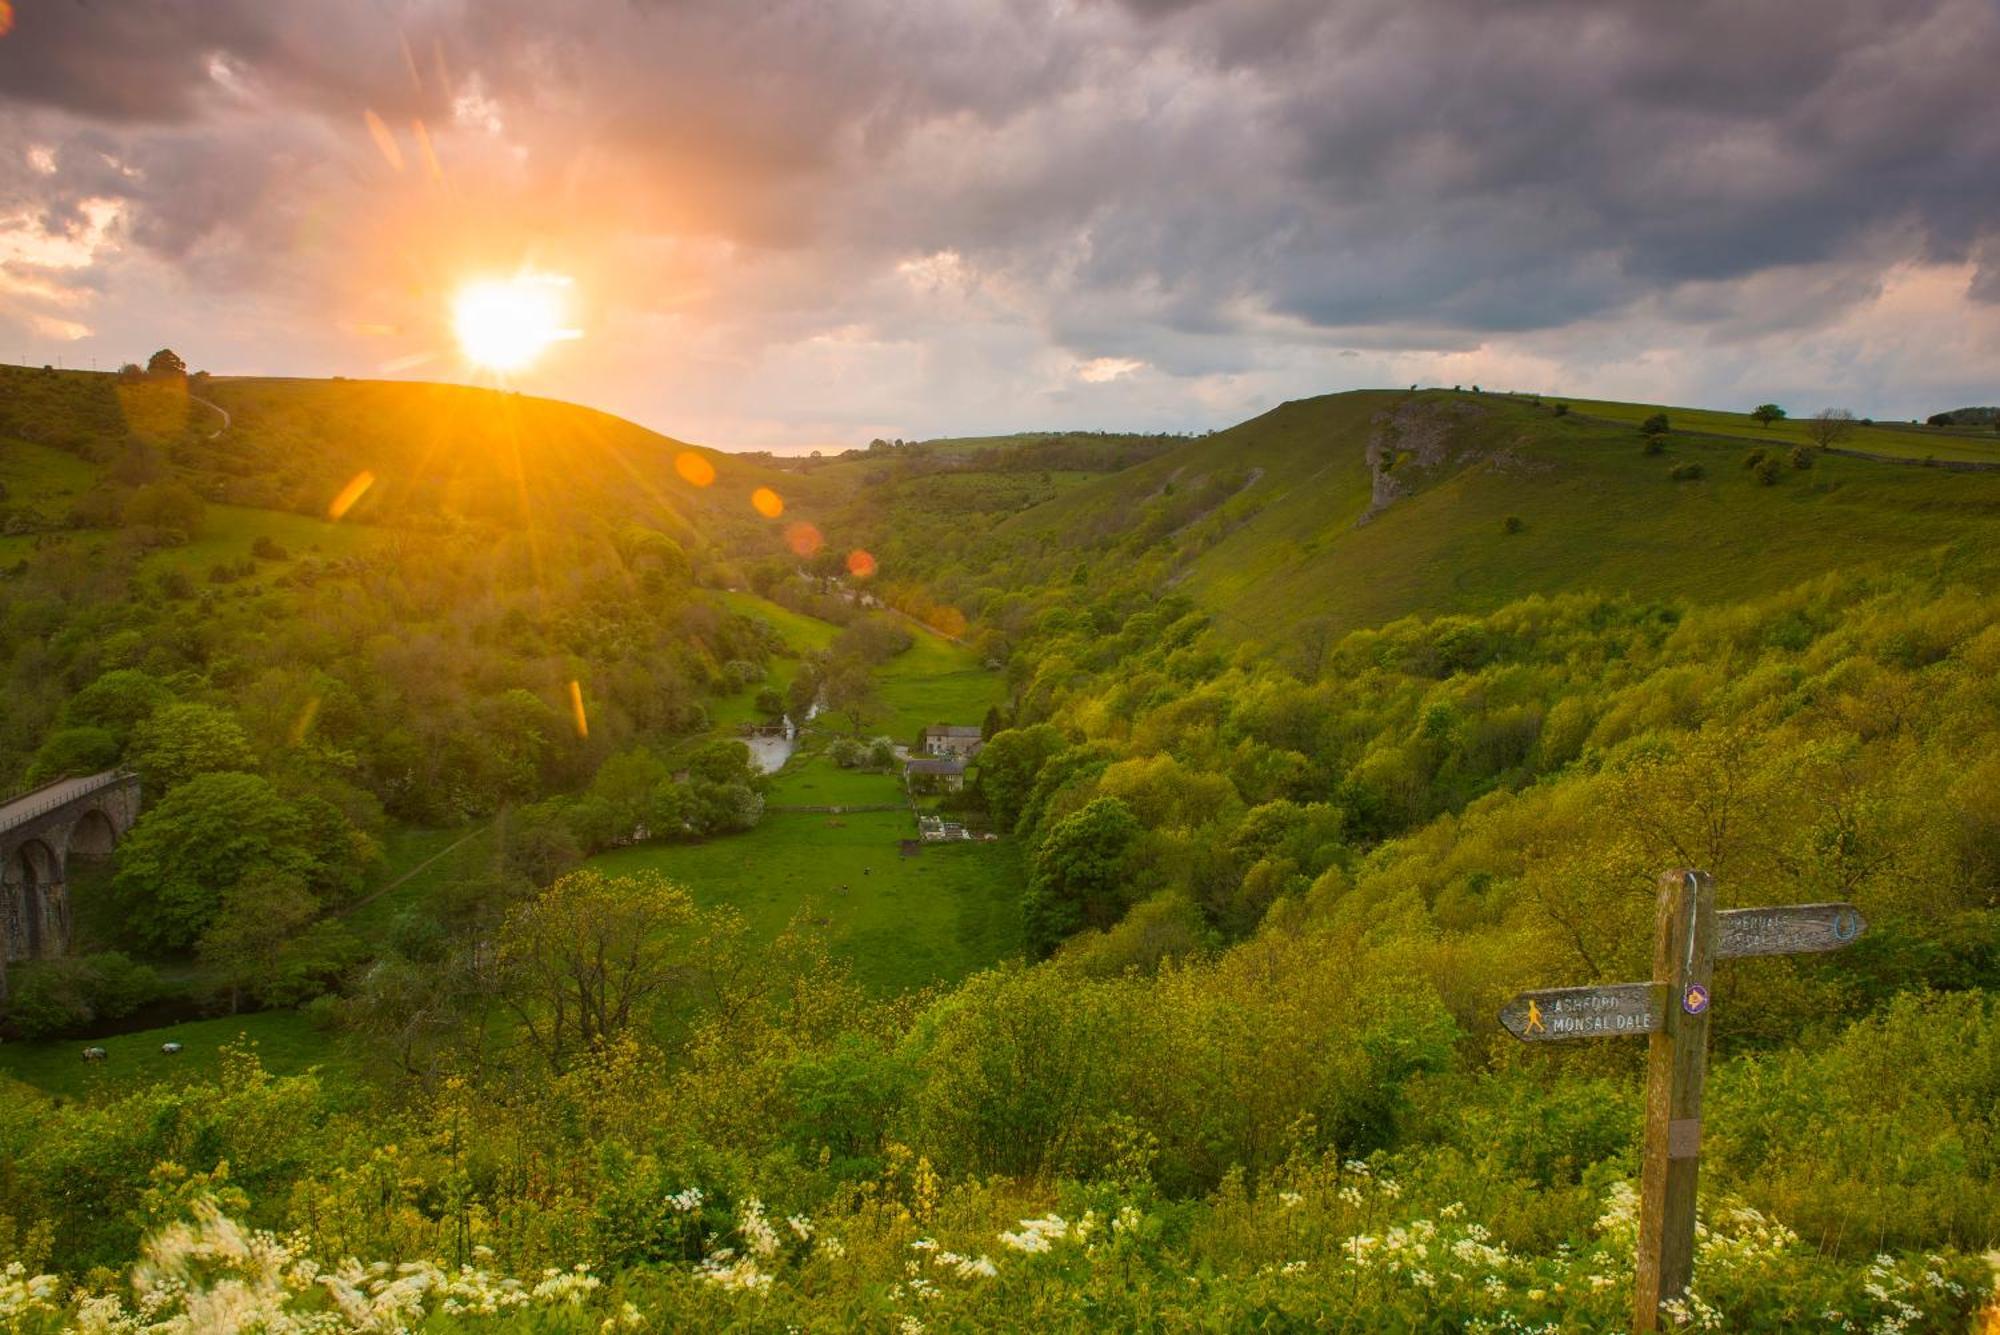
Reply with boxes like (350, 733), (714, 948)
(743, 701), (819, 775)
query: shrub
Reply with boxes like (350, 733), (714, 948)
(1742, 449), (1767, 469)
(828, 737), (865, 768)
(1669, 462), (1704, 481)
(1640, 412), (1670, 435)
(1788, 445), (1815, 470)
(1502, 515), (1525, 535)
(1552, 403), (1569, 417)
(250, 534), (288, 560)
(1753, 456), (1783, 486)
(1641, 435), (1665, 455)
(4, 952), (161, 1038)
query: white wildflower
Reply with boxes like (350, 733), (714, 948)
(998, 1214), (1069, 1254)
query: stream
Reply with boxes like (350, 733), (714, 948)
(743, 701), (820, 775)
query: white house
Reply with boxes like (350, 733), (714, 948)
(922, 725), (984, 758)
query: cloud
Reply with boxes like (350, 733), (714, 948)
(1076, 356), (1146, 383)
(0, 0), (1994, 440)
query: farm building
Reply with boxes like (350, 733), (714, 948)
(904, 756), (968, 793)
(922, 725), (984, 758)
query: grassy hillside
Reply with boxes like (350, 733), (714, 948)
(1553, 393), (2000, 463)
(991, 389), (2000, 639)
(0, 364), (831, 560)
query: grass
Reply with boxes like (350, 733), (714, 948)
(0, 440), (96, 511)
(139, 504), (379, 583)
(339, 823), (495, 942)
(768, 751), (907, 807)
(585, 809), (1023, 994)
(717, 590), (843, 654)
(0, 1009), (352, 1100)
(874, 628), (1001, 741)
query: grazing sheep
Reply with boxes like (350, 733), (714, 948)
(161, 1042), (183, 1055)
(81, 1047), (108, 1062)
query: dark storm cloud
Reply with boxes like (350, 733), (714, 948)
(2, 0), (1995, 424)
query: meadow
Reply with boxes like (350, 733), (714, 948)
(874, 625), (1002, 740)
(586, 807), (1024, 994)
(0, 1009), (345, 1099)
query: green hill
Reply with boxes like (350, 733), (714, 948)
(0, 364), (824, 553)
(988, 389), (2000, 638)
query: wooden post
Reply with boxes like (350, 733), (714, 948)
(1633, 869), (1715, 1332)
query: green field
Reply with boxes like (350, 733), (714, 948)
(0, 1009), (349, 1100)
(717, 589), (843, 654)
(875, 626), (1001, 740)
(768, 750), (907, 807)
(586, 809), (1022, 993)
(0, 440), (97, 510)
(138, 503), (379, 581)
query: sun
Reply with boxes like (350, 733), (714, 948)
(451, 273), (579, 372)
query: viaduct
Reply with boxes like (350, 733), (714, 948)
(0, 770), (141, 1001)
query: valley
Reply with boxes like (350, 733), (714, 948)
(3, 366), (1998, 1329)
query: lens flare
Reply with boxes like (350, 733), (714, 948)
(0, 3), (14, 38)
(847, 549), (877, 578)
(751, 486), (784, 517)
(364, 109), (404, 171)
(675, 451), (717, 487)
(451, 273), (579, 372)
(568, 680), (589, 739)
(288, 695), (322, 746)
(329, 470), (376, 520)
(785, 522), (823, 556)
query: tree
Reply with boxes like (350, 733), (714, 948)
(1805, 407), (1857, 449)
(127, 701), (255, 795)
(123, 481), (206, 539)
(1023, 796), (1141, 956)
(821, 661), (877, 733)
(146, 348), (188, 378)
(27, 726), (119, 784)
(1752, 403), (1787, 427)
(497, 869), (701, 1073)
(113, 772), (319, 948)
(197, 870), (321, 1013)
(976, 725), (1067, 830)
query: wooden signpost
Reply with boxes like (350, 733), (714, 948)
(1499, 871), (1866, 1333)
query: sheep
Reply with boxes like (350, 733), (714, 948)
(161, 1042), (183, 1055)
(81, 1046), (108, 1062)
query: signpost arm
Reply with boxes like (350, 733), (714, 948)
(1634, 869), (1715, 1332)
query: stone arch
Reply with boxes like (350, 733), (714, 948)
(66, 807), (118, 861)
(9, 837), (58, 959)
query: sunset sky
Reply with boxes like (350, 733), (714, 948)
(3, 0), (1997, 452)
